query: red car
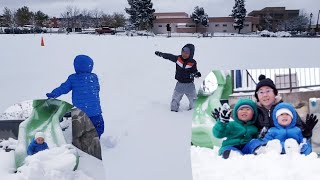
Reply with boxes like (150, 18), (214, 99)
(95, 27), (115, 35)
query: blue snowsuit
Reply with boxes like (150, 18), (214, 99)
(27, 139), (49, 155)
(248, 103), (312, 155)
(47, 55), (104, 138)
(262, 103), (310, 155)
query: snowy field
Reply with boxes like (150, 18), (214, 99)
(0, 34), (319, 180)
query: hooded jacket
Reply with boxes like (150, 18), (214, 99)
(213, 99), (259, 155)
(27, 139), (49, 155)
(160, 44), (199, 83)
(49, 55), (102, 117)
(255, 96), (306, 137)
(263, 103), (303, 144)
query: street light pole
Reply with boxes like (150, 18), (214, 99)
(309, 13), (313, 32)
(316, 10), (320, 33)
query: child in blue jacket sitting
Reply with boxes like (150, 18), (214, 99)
(46, 55), (104, 138)
(27, 132), (49, 155)
(256, 102), (312, 155)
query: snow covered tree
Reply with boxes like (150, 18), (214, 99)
(231, 0), (247, 34)
(125, 0), (155, 30)
(191, 6), (209, 33)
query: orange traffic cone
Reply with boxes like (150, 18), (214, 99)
(41, 37), (45, 47)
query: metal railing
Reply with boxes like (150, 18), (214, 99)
(232, 68), (320, 93)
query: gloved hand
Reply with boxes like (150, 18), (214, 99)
(46, 93), (57, 99)
(300, 138), (312, 155)
(302, 113), (318, 138)
(190, 72), (201, 78)
(155, 51), (163, 57)
(258, 127), (268, 139)
(211, 103), (232, 123)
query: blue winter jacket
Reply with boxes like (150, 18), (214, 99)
(263, 103), (305, 153)
(27, 139), (49, 155)
(263, 103), (303, 143)
(49, 55), (102, 117)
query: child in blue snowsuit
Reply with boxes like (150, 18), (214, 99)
(46, 55), (104, 138)
(253, 103), (312, 155)
(27, 132), (49, 155)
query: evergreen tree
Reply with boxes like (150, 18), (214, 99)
(125, 0), (155, 30)
(231, 0), (247, 34)
(191, 6), (209, 33)
(34, 11), (49, 27)
(15, 6), (33, 26)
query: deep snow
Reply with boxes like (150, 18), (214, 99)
(0, 33), (319, 180)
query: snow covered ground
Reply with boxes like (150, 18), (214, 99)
(0, 34), (319, 180)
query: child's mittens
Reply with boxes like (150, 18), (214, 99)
(212, 103), (232, 123)
(155, 51), (163, 57)
(46, 93), (57, 99)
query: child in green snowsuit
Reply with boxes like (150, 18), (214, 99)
(212, 98), (259, 159)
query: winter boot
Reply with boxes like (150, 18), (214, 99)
(222, 150), (231, 159)
(265, 139), (282, 154)
(284, 138), (300, 155)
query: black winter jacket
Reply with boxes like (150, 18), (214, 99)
(255, 97), (307, 137)
(160, 44), (199, 83)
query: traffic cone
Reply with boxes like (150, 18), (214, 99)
(41, 37), (45, 47)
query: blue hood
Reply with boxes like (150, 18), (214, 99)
(272, 102), (297, 129)
(74, 55), (94, 73)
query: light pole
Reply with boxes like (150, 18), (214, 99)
(309, 13), (313, 32)
(316, 10), (320, 33)
(67, 12), (70, 33)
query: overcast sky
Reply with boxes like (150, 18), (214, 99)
(1, 0), (319, 23)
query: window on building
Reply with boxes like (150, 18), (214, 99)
(223, 24), (227, 27)
(186, 24), (196, 27)
(244, 24), (249, 27)
(215, 24), (219, 27)
(158, 25), (162, 27)
(223, 30), (227, 32)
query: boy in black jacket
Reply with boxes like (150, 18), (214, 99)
(155, 44), (201, 112)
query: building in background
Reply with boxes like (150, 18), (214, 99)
(248, 7), (299, 32)
(152, 12), (259, 34)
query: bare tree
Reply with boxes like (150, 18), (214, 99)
(101, 14), (114, 27)
(79, 9), (91, 29)
(2, 7), (15, 27)
(112, 12), (126, 31)
(91, 8), (103, 28)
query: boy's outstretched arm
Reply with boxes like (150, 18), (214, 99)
(154, 51), (178, 62)
(46, 77), (72, 98)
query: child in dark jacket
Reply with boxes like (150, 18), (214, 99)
(258, 102), (311, 155)
(212, 98), (259, 159)
(27, 132), (49, 155)
(155, 44), (201, 112)
(46, 55), (104, 138)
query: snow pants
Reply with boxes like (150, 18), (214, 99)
(89, 114), (104, 138)
(171, 81), (196, 111)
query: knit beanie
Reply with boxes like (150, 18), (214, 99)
(35, 132), (45, 140)
(276, 108), (293, 119)
(255, 74), (278, 101)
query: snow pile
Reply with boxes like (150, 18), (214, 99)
(0, 138), (17, 150)
(191, 146), (320, 180)
(0, 100), (33, 120)
(16, 145), (90, 180)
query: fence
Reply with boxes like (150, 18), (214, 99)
(232, 68), (320, 93)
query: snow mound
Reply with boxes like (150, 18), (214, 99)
(16, 145), (90, 180)
(191, 146), (320, 180)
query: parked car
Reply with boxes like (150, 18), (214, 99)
(95, 27), (115, 35)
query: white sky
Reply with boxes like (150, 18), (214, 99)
(1, 0), (320, 23)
